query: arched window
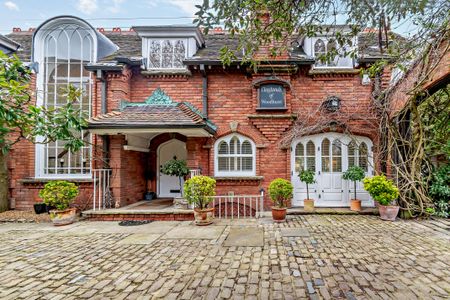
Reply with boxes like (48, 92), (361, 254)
(347, 141), (368, 172)
(359, 142), (368, 171)
(327, 39), (338, 67)
(215, 134), (255, 176)
(295, 143), (304, 173)
(306, 141), (316, 171)
(321, 138), (330, 172)
(33, 18), (105, 177)
(314, 39), (326, 67)
(332, 139), (342, 172)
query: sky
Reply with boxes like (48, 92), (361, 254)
(0, 0), (203, 34)
(0, 0), (416, 36)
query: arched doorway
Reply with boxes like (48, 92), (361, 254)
(291, 133), (374, 207)
(157, 139), (187, 198)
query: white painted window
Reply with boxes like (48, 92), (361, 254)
(348, 141), (369, 171)
(34, 20), (94, 178)
(321, 138), (343, 172)
(295, 140), (316, 173)
(304, 36), (355, 68)
(215, 134), (256, 177)
(146, 39), (187, 69)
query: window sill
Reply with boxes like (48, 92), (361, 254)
(141, 69), (192, 76)
(19, 178), (94, 186)
(214, 176), (263, 181)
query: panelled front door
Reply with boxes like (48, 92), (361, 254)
(291, 133), (374, 207)
(157, 139), (187, 198)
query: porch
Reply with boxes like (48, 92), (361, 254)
(82, 198), (378, 221)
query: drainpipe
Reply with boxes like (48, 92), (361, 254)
(97, 70), (109, 166)
(200, 64), (208, 118)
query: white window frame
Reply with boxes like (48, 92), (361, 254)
(304, 36), (356, 69)
(214, 134), (256, 177)
(33, 18), (96, 179)
(144, 38), (188, 69)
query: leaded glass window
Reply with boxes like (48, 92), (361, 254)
(216, 135), (255, 176)
(40, 23), (93, 176)
(147, 39), (186, 69)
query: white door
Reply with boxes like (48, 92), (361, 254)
(157, 139), (187, 198)
(292, 133), (374, 207)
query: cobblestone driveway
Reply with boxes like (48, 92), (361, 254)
(0, 215), (449, 299)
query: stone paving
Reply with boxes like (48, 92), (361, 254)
(0, 215), (449, 299)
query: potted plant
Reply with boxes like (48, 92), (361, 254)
(160, 157), (190, 208)
(268, 178), (293, 222)
(342, 166), (366, 211)
(184, 175), (216, 225)
(363, 175), (400, 221)
(39, 180), (79, 226)
(33, 202), (47, 214)
(143, 170), (156, 200)
(299, 169), (315, 211)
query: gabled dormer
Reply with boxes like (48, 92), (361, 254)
(133, 26), (204, 70)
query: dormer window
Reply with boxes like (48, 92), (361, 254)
(147, 39), (186, 69)
(303, 36), (356, 68)
(134, 26), (204, 70)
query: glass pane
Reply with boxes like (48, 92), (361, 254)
(218, 157), (229, 171)
(359, 142), (368, 172)
(307, 157), (316, 171)
(314, 39), (325, 54)
(161, 40), (173, 68)
(295, 143), (304, 156)
(295, 157), (304, 173)
(241, 141), (252, 155)
(218, 142), (228, 155)
(332, 140), (342, 156)
(149, 40), (161, 68)
(242, 157), (252, 171)
(306, 141), (315, 156)
(332, 157), (342, 172)
(173, 40), (185, 68)
(321, 138), (330, 172)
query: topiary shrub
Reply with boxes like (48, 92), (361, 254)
(160, 158), (190, 196)
(299, 169), (315, 200)
(342, 166), (366, 200)
(268, 178), (293, 208)
(363, 175), (399, 206)
(39, 180), (79, 211)
(184, 175), (216, 210)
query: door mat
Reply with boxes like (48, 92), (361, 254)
(118, 220), (153, 226)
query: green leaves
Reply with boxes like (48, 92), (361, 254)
(268, 178), (293, 208)
(0, 51), (87, 154)
(39, 180), (79, 211)
(299, 169), (315, 185)
(363, 175), (400, 206)
(184, 175), (216, 209)
(160, 159), (190, 177)
(342, 166), (365, 182)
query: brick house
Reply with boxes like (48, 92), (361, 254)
(5, 15), (389, 212)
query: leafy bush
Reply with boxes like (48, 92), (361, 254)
(429, 165), (449, 218)
(342, 166), (366, 199)
(299, 169), (315, 200)
(39, 181), (79, 210)
(268, 178), (293, 208)
(160, 159), (190, 196)
(184, 176), (216, 210)
(363, 175), (399, 206)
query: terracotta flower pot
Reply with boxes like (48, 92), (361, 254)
(303, 199), (314, 212)
(350, 199), (362, 212)
(378, 205), (399, 221)
(271, 207), (287, 223)
(194, 207), (215, 226)
(49, 208), (77, 226)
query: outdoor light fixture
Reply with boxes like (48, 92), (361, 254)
(323, 96), (341, 112)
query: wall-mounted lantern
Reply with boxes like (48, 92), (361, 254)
(323, 96), (341, 112)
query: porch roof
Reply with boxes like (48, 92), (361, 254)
(88, 89), (216, 136)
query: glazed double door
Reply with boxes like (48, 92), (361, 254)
(291, 133), (374, 207)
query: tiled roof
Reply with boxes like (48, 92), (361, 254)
(5, 28), (393, 64)
(88, 103), (217, 134)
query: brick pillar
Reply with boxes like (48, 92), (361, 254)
(109, 135), (126, 207)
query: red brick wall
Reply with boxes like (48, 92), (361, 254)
(8, 49), (381, 211)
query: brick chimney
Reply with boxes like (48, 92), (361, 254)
(253, 11), (290, 61)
